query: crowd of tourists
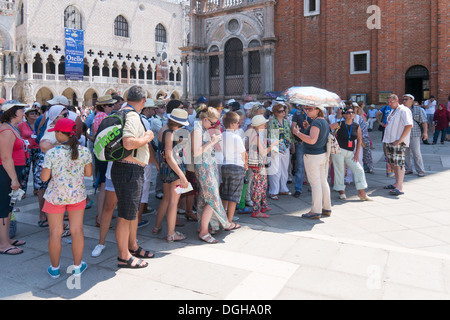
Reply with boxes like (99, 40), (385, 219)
(1, 86), (449, 276)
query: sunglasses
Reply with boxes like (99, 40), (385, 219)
(276, 109), (286, 113)
(345, 111), (355, 114)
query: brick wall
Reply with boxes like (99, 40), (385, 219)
(274, 0), (449, 104)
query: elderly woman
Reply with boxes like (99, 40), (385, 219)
(18, 107), (40, 197)
(0, 101), (28, 255)
(292, 105), (332, 219)
(329, 107), (372, 201)
(267, 103), (294, 199)
(35, 105), (68, 227)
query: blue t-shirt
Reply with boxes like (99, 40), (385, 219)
(303, 118), (329, 155)
(380, 105), (392, 124)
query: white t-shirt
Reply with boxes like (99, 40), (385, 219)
(382, 105), (413, 147)
(424, 99), (437, 115)
(221, 130), (246, 167)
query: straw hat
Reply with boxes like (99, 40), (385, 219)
(251, 115), (269, 127)
(167, 108), (189, 126)
(96, 95), (117, 105)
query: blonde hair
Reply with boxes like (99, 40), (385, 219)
(197, 105), (220, 122)
(250, 104), (266, 118)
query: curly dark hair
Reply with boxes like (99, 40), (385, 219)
(0, 106), (25, 123)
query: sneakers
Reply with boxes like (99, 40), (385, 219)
(91, 244), (106, 257)
(72, 261), (88, 276)
(47, 266), (61, 279)
(47, 261), (88, 279)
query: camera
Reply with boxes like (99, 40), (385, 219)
(9, 189), (25, 207)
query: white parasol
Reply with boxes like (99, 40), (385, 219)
(284, 86), (342, 108)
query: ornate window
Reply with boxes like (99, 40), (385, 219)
(114, 15), (129, 38)
(155, 23), (167, 43)
(64, 5), (83, 30)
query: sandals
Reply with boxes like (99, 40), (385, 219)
(152, 226), (162, 235)
(199, 233), (218, 244)
(0, 246), (23, 255)
(251, 211), (270, 218)
(389, 188), (404, 196)
(301, 212), (321, 219)
(184, 211), (198, 221)
(269, 194), (279, 200)
(384, 184), (396, 190)
(225, 223), (241, 231)
(279, 192), (292, 196)
(38, 219), (48, 228)
(129, 246), (154, 259)
(117, 256), (148, 269)
(167, 231), (186, 243)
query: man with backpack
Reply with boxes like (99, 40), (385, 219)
(109, 85), (155, 269)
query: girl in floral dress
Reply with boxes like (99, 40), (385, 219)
(41, 119), (93, 279)
(192, 106), (232, 244)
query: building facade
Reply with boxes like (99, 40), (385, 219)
(274, 0), (449, 104)
(181, 0), (277, 102)
(1, 0), (189, 106)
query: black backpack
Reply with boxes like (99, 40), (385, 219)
(94, 109), (138, 161)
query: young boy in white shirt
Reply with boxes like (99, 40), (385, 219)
(221, 111), (248, 227)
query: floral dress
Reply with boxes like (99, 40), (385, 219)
(194, 124), (231, 232)
(43, 145), (92, 205)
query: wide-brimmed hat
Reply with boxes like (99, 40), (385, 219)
(47, 95), (69, 106)
(155, 100), (165, 107)
(252, 115), (269, 127)
(167, 108), (189, 126)
(1, 100), (28, 112)
(96, 95), (117, 105)
(144, 98), (156, 108)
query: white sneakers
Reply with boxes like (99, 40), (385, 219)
(91, 244), (106, 257)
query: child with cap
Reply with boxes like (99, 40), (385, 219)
(40, 118), (93, 279)
(247, 115), (279, 217)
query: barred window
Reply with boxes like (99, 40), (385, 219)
(225, 38), (243, 76)
(64, 5), (82, 30)
(155, 23), (167, 43)
(114, 15), (129, 38)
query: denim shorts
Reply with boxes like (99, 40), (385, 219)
(111, 161), (144, 221)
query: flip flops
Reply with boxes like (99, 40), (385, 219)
(389, 188), (404, 196)
(384, 184), (396, 190)
(0, 247), (23, 255)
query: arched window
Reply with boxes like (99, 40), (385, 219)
(225, 38), (243, 76)
(64, 5), (83, 30)
(114, 15), (129, 38)
(155, 23), (167, 43)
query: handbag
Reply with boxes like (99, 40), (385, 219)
(327, 133), (341, 155)
(327, 123), (341, 155)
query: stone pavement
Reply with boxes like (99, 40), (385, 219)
(1, 130), (450, 300)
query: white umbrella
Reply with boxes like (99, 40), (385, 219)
(284, 86), (341, 108)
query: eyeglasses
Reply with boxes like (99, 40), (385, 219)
(304, 108), (315, 112)
(27, 111), (38, 116)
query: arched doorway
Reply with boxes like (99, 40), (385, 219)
(84, 88), (98, 107)
(36, 87), (54, 106)
(62, 87), (79, 106)
(405, 66), (430, 103)
(225, 38), (244, 96)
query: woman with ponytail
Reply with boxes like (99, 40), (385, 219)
(40, 118), (93, 279)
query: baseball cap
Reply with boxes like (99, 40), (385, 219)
(47, 95), (69, 106)
(48, 118), (77, 136)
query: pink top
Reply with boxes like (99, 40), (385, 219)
(93, 112), (107, 136)
(0, 129), (27, 166)
(18, 121), (39, 149)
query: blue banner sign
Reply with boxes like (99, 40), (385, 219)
(65, 28), (84, 81)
